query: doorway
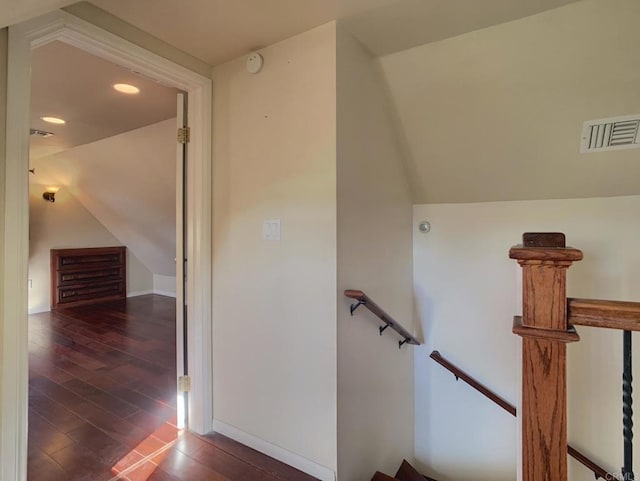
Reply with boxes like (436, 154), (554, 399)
(2, 10), (213, 481)
(27, 39), (181, 481)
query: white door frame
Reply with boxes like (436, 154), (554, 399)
(2, 10), (213, 481)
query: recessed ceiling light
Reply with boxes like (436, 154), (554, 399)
(40, 116), (66, 125)
(113, 83), (140, 94)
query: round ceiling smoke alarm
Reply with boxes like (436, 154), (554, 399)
(246, 52), (264, 74)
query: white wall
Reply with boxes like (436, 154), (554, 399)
(153, 274), (176, 297)
(380, 0), (640, 204)
(336, 27), (414, 481)
(0, 26), (7, 429)
(413, 195), (640, 481)
(32, 119), (177, 278)
(212, 23), (337, 477)
(28, 184), (153, 313)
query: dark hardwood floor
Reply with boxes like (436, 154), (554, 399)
(28, 294), (318, 481)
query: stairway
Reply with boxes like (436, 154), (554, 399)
(371, 459), (437, 481)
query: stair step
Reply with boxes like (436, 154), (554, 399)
(395, 459), (423, 481)
(372, 472), (399, 481)
(395, 459), (438, 481)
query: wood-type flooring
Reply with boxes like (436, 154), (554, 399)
(27, 294), (317, 481)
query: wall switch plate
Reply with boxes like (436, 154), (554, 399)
(263, 219), (281, 241)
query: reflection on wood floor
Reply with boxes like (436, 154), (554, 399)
(28, 294), (318, 481)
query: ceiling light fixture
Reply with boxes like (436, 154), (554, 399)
(113, 83), (140, 94)
(41, 116), (66, 125)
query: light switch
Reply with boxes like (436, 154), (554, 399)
(263, 219), (281, 241)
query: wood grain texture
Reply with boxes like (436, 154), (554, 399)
(511, 235), (582, 481)
(512, 317), (580, 344)
(509, 247), (583, 263)
(28, 295), (318, 481)
(50, 247), (126, 310)
(520, 262), (569, 330)
(568, 298), (640, 331)
(522, 338), (567, 481)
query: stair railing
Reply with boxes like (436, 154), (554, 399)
(344, 290), (420, 349)
(430, 350), (612, 479)
(510, 232), (640, 481)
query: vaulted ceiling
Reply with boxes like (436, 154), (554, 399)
(89, 0), (580, 65)
(30, 40), (178, 160)
(2, 0), (580, 67)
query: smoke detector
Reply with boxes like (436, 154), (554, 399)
(246, 52), (264, 74)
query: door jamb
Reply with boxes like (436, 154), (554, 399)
(2, 10), (213, 481)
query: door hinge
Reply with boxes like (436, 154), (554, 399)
(177, 127), (190, 144)
(178, 375), (191, 392)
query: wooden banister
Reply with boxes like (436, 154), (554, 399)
(430, 350), (613, 480)
(429, 351), (516, 416)
(567, 446), (610, 480)
(510, 232), (582, 481)
(344, 290), (420, 348)
(568, 298), (640, 331)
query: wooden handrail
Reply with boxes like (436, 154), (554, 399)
(429, 351), (516, 416)
(430, 350), (613, 480)
(567, 446), (610, 480)
(568, 298), (640, 331)
(344, 290), (420, 347)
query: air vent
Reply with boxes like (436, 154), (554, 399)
(30, 128), (54, 138)
(581, 115), (640, 153)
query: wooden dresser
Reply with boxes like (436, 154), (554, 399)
(50, 246), (127, 309)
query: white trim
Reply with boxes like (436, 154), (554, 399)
(3, 10), (213, 481)
(212, 420), (336, 481)
(27, 307), (50, 315)
(127, 290), (155, 298)
(153, 290), (177, 299)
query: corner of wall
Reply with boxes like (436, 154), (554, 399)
(0, 25), (8, 412)
(336, 26), (415, 481)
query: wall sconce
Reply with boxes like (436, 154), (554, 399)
(43, 186), (59, 203)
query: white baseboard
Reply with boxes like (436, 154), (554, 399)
(127, 290), (154, 298)
(212, 420), (336, 481)
(153, 290), (176, 298)
(128, 289), (176, 299)
(28, 307), (50, 315)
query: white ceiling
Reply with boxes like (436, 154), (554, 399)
(379, 0), (640, 203)
(87, 0), (581, 65)
(30, 40), (178, 160)
(0, 0), (74, 29)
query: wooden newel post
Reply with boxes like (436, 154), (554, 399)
(510, 233), (583, 481)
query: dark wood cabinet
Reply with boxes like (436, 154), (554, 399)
(50, 246), (127, 309)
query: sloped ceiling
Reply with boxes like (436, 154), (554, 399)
(31, 40), (178, 160)
(87, 0), (579, 65)
(29, 41), (178, 277)
(31, 119), (177, 276)
(379, 0), (640, 203)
